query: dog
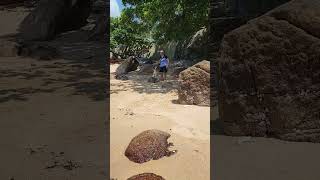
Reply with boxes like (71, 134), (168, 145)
(147, 65), (159, 83)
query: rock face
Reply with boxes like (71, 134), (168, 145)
(89, 13), (108, 41)
(170, 66), (187, 78)
(176, 28), (208, 62)
(178, 60), (210, 106)
(115, 56), (139, 78)
(218, 0), (320, 142)
(92, 0), (107, 14)
(127, 173), (165, 180)
(147, 28), (207, 63)
(124, 130), (175, 164)
(208, 0), (290, 59)
(19, 0), (92, 41)
(19, 41), (58, 60)
(138, 63), (157, 75)
(147, 41), (179, 62)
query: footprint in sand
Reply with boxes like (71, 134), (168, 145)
(171, 126), (208, 140)
(125, 111), (134, 116)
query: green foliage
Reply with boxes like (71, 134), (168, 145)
(110, 9), (152, 58)
(122, 0), (208, 43)
(110, 0), (208, 57)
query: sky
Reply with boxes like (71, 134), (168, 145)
(110, 0), (124, 17)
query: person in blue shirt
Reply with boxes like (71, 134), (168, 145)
(158, 50), (169, 81)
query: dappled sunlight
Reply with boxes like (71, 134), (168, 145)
(110, 67), (179, 95)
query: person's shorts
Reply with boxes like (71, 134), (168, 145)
(159, 66), (167, 73)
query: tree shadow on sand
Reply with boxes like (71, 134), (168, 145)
(36, 30), (107, 101)
(210, 105), (224, 135)
(211, 118), (224, 135)
(110, 71), (179, 95)
(0, 88), (57, 103)
(36, 60), (107, 101)
(0, 30), (107, 102)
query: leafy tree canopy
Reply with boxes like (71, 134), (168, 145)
(110, 0), (208, 57)
(110, 8), (152, 58)
(122, 0), (208, 43)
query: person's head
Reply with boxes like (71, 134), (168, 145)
(159, 50), (165, 57)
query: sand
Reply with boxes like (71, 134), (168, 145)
(110, 64), (210, 180)
(0, 7), (29, 36)
(0, 57), (107, 180)
(0, 6), (107, 180)
(212, 135), (320, 180)
(2, 4), (320, 180)
(211, 91), (320, 180)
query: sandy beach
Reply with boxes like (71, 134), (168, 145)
(0, 6), (107, 179)
(110, 64), (320, 180)
(211, 90), (320, 180)
(2, 3), (320, 180)
(110, 64), (210, 179)
(212, 135), (320, 180)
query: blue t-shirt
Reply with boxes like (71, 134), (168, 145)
(160, 56), (168, 67)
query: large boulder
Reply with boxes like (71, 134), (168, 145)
(147, 28), (208, 62)
(89, 12), (108, 41)
(115, 56), (139, 78)
(19, 41), (58, 60)
(208, 0), (290, 59)
(147, 41), (179, 62)
(92, 0), (107, 14)
(18, 0), (92, 41)
(124, 130), (176, 164)
(138, 63), (158, 75)
(218, 0), (320, 142)
(178, 60), (210, 106)
(182, 28), (208, 61)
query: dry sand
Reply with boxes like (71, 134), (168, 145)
(0, 6), (107, 180)
(110, 62), (320, 180)
(212, 135), (320, 180)
(211, 91), (320, 180)
(110, 64), (210, 180)
(0, 57), (107, 180)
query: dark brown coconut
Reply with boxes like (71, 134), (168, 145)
(127, 173), (165, 180)
(124, 129), (176, 163)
